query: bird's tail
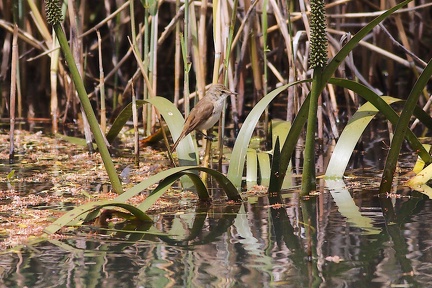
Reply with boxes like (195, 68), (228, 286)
(170, 132), (185, 153)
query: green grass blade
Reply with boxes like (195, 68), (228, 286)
(325, 96), (401, 178)
(227, 84), (287, 187)
(414, 106), (432, 130)
(246, 149), (258, 189)
(329, 78), (430, 163)
(407, 163), (432, 192)
(44, 200), (152, 234)
(50, 20), (123, 194)
(278, 92), (311, 191)
(55, 133), (97, 149)
(381, 57), (432, 192)
(271, 119), (291, 151)
(158, 204), (241, 246)
(105, 102), (134, 142)
(268, 137), (282, 203)
(181, 172), (210, 201)
(45, 166), (241, 234)
(115, 166), (241, 210)
(114, 167), (189, 203)
(257, 152), (271, 187)
(145, 97), (197, 165)
(228, 81), (309, 188)
(276, 0), (416, 190)
(137, 171), (210, 212)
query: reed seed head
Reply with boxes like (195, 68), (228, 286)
(45, 0), (63, 25)
(310, 0), (328, 68)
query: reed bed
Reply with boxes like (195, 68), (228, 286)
(1, 0), (431, 158)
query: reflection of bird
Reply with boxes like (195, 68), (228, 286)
(171, 84), (236, 152)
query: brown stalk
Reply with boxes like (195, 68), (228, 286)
(198, 0), (209, 79)
(174, 0), (182, 106)
(189, 2), (206, 98)
(69, 0), (94, 152)
(9, 25), (18, 163)
(97, 30), (106, 133)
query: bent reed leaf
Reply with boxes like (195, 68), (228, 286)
(44, 200), (152, 235)
(228, 81), (310, 188)
(106, 97), (197, 166)
(45, 166), (241, 234)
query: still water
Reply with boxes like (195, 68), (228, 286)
(1, 127), (430, 287)
(1, 186), (430, 287)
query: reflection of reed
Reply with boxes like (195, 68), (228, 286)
(2, 189), (430, 286)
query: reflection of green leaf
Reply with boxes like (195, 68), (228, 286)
(326, 179), (379, 235)
(325, 95), (402, 178)
(158, 206), (209, 244)
(158, 205), (241, 246)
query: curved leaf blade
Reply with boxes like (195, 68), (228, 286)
(44, 200), (152, 235)
(145, 97), (198, 166)
(228, 81), (309, 188)
(116, 166), (242, 210)
(329, 78), (430, 164)
(325, 96), (402, 178)
(257, 152), (271, 187)
(246, 149), (258, 189)
(106, 97), (198, 166)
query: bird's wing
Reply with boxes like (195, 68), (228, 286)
(187, 100), (215, 131)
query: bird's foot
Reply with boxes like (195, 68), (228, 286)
(200, 131), (216, 141)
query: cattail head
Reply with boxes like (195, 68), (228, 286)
(45, 0), (63, 25)
(309, 0), (328, 68)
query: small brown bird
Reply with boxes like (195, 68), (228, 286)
(171, 84), (236, 152)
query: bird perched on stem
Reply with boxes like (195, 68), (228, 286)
(171, 84), (236, 153)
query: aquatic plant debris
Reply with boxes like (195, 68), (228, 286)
(0, 130), (190, 249)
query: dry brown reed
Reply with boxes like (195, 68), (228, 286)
(0, 0), (431, 144)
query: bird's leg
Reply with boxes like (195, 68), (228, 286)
(197, 130), (216, 141)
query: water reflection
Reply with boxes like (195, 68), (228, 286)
(1, 189), (431, 287)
